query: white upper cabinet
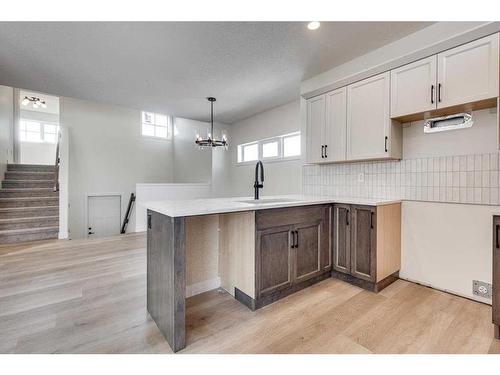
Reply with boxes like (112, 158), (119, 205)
(347, 72), (400, 161)
(437, 33), (499, 108)
(324, 87), (347, 162)
(390, 56), (437, 117)
(306, 94), (326, 164)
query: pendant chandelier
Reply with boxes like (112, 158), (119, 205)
(195, 97), (228, 149)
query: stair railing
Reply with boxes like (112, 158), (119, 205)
(121, 193), (136, 234)
(53, 130), (61, 192)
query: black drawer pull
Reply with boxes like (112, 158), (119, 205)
(438, 83), (442, 102)
(496, 224), (499, 249)
(431, 84), (434, 104)
(324, 145), (328, 158)
(384, 136), (388, 153)
(321, 145), (324, 158)
(370, 212), (374, 229)
(147, 214), (152, 229)
(295, 231), (299, 248)
(346, 210), (349, 226)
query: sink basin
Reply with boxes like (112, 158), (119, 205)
(237, 198), (302, 205)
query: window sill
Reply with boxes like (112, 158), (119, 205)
(235, 156), (302, 166)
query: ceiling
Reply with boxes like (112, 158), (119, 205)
(0, 22), (434, 124)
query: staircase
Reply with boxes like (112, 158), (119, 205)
(0, 164), (59, 244)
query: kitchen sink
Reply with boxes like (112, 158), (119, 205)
(237, 198), (302, 205)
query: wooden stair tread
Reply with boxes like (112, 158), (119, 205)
(0, 206), (59, 212)
(0, 197), (58, 201)
(0, 188), (55, 192)
(0, 215), (59, 223)
(0, 226), (59, 235)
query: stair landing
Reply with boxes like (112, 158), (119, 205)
(0, 164), (59, 245)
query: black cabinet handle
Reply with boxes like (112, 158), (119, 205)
(496, 224), (499, 249)
(291, 231), (295, 248)
(384, 136), (388, 153)
(370, 212), (374, 229)
(321, 145), (324, 158)
(346, 210), (349, 226)
(431, 84), (434, 104)
(324, 145), (328, 158)
(295, 231), (299, 248)
(438, 83), (442, 102)
(147, 214), (152, 229)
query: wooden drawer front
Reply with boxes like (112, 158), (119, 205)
(256, 204), (328, 230)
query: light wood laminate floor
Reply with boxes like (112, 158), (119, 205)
(1, 233), (499, 354)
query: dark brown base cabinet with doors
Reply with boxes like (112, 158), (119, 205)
(332, 203), (401, 292)
(493, 215), (500, 339)
(251, 204), (332, 309)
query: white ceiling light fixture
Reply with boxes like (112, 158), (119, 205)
(307, 21), (321, 31)
(21, 96), (47, 109)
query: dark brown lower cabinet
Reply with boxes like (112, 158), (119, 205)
(493, 215), (500, 339)
(332, 203), (400, 292)
(255, 205), (331, 307)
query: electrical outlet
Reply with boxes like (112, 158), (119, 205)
(358, 173), (364, 183)
(473, 280), (492, 299)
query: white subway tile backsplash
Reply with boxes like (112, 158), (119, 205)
(302, 152), (500, 206)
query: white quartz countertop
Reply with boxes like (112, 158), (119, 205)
(145, 195), (401, 218)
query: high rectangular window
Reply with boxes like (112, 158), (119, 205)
(19, 120), (59, 143)
(141, 111), (171, 139)
(237, 132), (301, 164)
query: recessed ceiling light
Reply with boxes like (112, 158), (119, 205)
(307, 21), (320, 31)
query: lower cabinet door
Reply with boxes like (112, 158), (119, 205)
(350, 205), (376, 282)
(256, 226), (293, 297)
(295, 223), (322, 283)
(493, 216), (500, 326)
(333, 204), (351, 274)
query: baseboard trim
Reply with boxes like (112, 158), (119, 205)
(331, 270), (399, 293)
(186, 277), (221, 298)
(234, 287), (256, 311)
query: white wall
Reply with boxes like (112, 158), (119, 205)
(20, 142), (56, 165)
(0, 85), (14, 176)
(228, 100), (303, 197)
(60, 97), (174, 239)
(401, 201), (496, 304)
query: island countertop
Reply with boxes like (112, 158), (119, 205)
(145, 194), (401, 217)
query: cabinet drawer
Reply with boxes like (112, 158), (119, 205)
(256, 204), (328, 230)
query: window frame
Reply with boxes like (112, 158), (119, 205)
(236, 131), (301, 166)
(19, 119), (60, 144)
(141, 111), (172, 140)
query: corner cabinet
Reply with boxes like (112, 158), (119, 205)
(255, 205), (332, 307)
(332, 202), (401, 292)
(346, 72), (401, 161)
(306, 72), (401, 164)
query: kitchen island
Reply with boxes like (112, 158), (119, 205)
(146, 195), (401, 352)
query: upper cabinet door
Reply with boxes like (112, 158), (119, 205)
(347, 72), (391, 161)
(390, 56), (437, 117)
(437, 33), (499, 109)
(324, 87), (347, 162)
(306, 95), (326, 164)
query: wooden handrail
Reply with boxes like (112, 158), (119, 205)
(53, 130), (61, 192)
